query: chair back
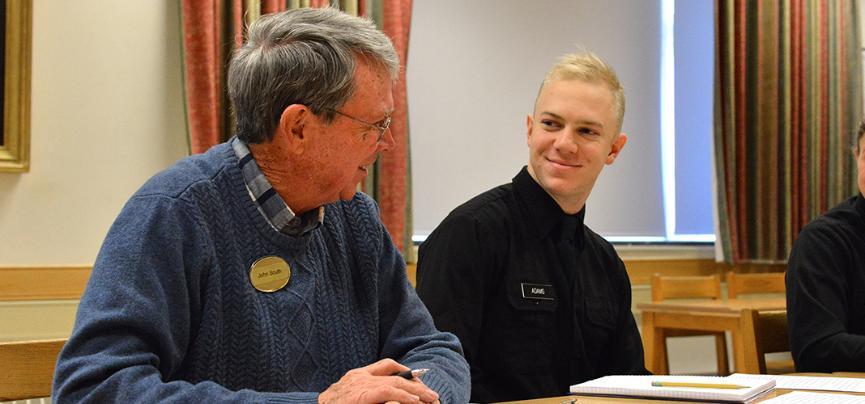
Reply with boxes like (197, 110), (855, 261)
(0, 338), (65, 401)
(650, 273), (722, 302)
(740, 309), (790, 374)
(649, 274), (729, 375)
(727, 271), (785, 298)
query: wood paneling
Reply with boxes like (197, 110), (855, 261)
(0, 260), (785, 300)
(626, 259), (721, 285)
(0, 266), (90, 301)
(626, 260), (785, 286)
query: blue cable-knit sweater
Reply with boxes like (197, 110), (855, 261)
(52, 143), (470, 403)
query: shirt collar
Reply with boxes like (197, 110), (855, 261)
(231, 137), (323, 235)
(512, 166), (586, 242)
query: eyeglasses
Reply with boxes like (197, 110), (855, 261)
(324, 108), (392, 143)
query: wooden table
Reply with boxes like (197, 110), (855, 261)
(498, 390), (854, 404)
(499, 373), (865, 403)
(637, 298), (786, 375)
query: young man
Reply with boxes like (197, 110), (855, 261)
(53, 8), (469, 403)
(416, 51), (648, 402)
(786, 119), (865, 372)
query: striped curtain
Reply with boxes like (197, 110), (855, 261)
(180, 0), (414, 256)
(714, 0), (862, 263)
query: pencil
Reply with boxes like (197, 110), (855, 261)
(393, 368), (429, 380)
(651, 381), (748, 389)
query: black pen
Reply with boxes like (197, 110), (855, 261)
(393, 368), (429, 379)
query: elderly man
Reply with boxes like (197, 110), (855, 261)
(416, 51), (648, 402)
(786, 119), (865, 372)
(53, 8), (469, 403)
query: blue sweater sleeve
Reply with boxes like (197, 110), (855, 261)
(52, 194), (320, 403)
(363, 197), (471, 403)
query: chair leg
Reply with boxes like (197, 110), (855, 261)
(714, 332), (729, 375)
(659, 336), (670, 375)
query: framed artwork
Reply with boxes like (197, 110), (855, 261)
(0, 0), (31, 173)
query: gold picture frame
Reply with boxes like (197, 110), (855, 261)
(0, 0), (31, 173)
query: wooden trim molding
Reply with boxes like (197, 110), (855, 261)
(0, 260), (783, 300)
(625, 259), (786, 286)
(403, 260), (784, 288)
(625, 259), (720, 286)
(0, 266), (91, 301)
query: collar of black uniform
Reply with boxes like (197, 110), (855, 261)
(512, 166), (586, 241)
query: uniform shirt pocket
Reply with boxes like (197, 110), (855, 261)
(584, 298), (618, 341)
(498, 283), (558, 372)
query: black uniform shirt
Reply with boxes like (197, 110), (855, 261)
(416, 167), (648, 403)
(787, 193), (865, 372)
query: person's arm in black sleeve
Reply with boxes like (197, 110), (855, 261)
(787, 226), (865, 372)
(416, 213), (496, 401)
(604, 257), (650, 375)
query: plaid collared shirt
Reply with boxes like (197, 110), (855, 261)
(231, 137), (323, 235)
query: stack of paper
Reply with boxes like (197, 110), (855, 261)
(729, 373), (865, 393)
(570, 375), (776, 403)
(759, 391), (865, 403)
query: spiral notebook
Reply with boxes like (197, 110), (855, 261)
(570, 375), (776, 403)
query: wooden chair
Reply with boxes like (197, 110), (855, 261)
(740, 309), (793, 374)
(0, 338), (66, 401)
(726, 271), (786, 298)
(650, 273), (729, 375)
(406, 263), (417, 288)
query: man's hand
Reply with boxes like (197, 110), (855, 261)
(319, 359), (440, 404)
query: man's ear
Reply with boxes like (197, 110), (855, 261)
(605, 133), (628, 165)
(525, 114), (534, 146)
(278, 104), (310, 153)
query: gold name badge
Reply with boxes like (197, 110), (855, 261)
(249, 256), (291, 293)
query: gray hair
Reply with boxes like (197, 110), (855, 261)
(227, 7), (399, 143)
(537, 51), (625, 133)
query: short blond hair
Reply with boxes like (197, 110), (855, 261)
(539, 51), (625, 132)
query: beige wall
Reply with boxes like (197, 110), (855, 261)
(0, 1), (188, 266)
(0, 1), (187, 341)
(861, 1), (865, 44)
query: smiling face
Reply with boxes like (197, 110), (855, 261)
(526, 79), (627, 213)
(306, 59), (395, 204)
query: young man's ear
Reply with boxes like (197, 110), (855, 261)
(525, 114), (534, 145)
(605, 133), (628, 165)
